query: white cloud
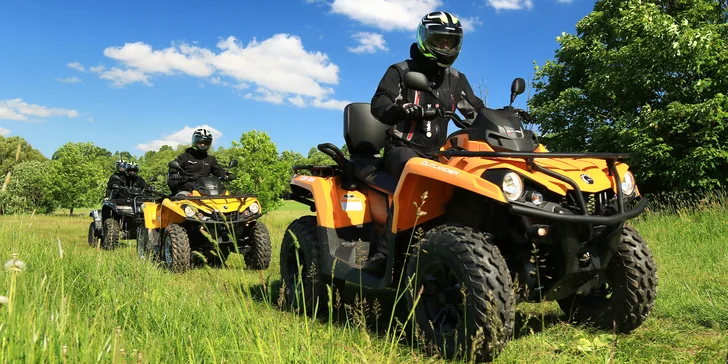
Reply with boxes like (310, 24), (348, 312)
(312, 98), (351, 111)
(135, 124), (223, 152)
(330, 0), (442, 31)
(348, 32), (388, 54)
(56, 77), (81, 83)
(457, 15), (483, 31)
(287, 95), (306, 107)
(0, 98), (79, 121)
(76, 34), (347, 110)
(67, 62), (85, 71)
(0, 127), (10, 136)
(487, 0), (534, 10)
(96, 66), (152, 88)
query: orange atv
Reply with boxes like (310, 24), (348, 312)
(280, 71), (657, 362)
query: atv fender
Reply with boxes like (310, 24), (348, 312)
(291, 174), (372, 229)
(393, 157), (506, 232)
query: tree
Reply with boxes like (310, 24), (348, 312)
(225, 130), (290, 211)
(528, 0), (728, 194)
(51, 142), (110, 215)
(137, 144), (188, 195)
(0, 136), (47, 192)
(0, 160), (58, 214)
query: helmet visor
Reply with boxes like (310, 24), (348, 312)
(423, 31), (462, 55)
(192, 135), (212, 150)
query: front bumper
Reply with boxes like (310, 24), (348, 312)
(509, 196), (648, 225)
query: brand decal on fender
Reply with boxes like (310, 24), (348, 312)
(420, 160), (460, 175)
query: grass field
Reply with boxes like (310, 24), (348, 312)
(0, 198), (726, 363)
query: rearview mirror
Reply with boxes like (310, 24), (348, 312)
(229, 159), (238, 168)
(511, 78), (526, 95)
(168, 160), (182, 170)
(403, 71), (432, 93)
(509, 77), (527, 107)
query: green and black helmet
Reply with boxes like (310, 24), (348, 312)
(115, 159), (127, 173)
(416, 11), (464, 68)
(126, 162), (139, 177)
(192, 128), (213, 151)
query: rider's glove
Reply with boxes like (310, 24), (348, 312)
(515, 108), (533, 122)
(400, 104), (426, 120)
(169, 173), (182, 180)
(224, 173), (236, 181)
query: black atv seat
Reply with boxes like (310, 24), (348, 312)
(343, 102), (397, 195)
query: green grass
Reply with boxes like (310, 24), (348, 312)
(0, 198), (726, 363)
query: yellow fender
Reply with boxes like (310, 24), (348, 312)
(392, 157), (506, 232)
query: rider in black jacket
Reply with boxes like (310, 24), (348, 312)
(365, 11), (487, 273)
(105, 159), (128, 199)
(124, 162), (147, 190)
(166, 128), (234, 196)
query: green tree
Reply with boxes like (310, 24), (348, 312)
(0, 160), (58, 214)
(225, 130), (289, 211)
(51, 142), (110, 215)
(137, 145), (188, 195)
(0, 135), (47, 191)
(528, 0), (728, 194)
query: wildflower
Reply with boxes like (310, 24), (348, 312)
(4, 253), (26, 273)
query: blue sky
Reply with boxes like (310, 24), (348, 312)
(0, 0), (596, 158)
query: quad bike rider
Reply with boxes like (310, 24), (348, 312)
(137, 128), (272, 273)
(279, 11), (658, 363)
(89, 161), (155, 249)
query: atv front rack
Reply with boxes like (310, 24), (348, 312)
(438, 150), (648, 225)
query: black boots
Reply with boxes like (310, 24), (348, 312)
(362, 252), (388, 274)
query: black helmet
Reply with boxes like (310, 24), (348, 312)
(126, 162), (139, 177)
(416, 11), (464, 68)
(115, 159), (127, 174)
(192, 128), (213, 151)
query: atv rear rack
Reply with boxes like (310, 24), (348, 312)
(438, 150), (645, 224)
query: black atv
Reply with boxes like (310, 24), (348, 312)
(88, 181), (159, 250)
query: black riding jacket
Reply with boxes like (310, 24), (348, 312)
(167, 147), (225, 193)
(105, 173), (148, 199)
(105, 173), (126, 198)
(371, 43), (486, 156)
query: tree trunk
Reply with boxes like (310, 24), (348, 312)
(70, 207), (74, 216)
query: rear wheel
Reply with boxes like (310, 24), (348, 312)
(279, 216), (339, 315)
(406, 224), (515, 362)
(162, 223), (191, 273)
(558, 224), (658, 333)
(244, 222), (272, 270)
(102, 218), (120, 250)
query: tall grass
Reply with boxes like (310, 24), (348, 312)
(0, 193), (726, 363)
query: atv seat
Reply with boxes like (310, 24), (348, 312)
(343, 102), (397, 195)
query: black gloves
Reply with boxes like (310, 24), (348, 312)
(514, 108), (533, 122)
(223, 173), (236, 181)
(399, 104), (441, 120)
(168, 173), (183, 180)
(401, 104), (426, 120)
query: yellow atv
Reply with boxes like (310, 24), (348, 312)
(137, 159), (271, 272)
(281, 71), (656, 362)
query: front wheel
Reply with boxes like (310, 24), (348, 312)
(88, 222), (100, 248)
(162, 223), (191, 273)
(102, 218), (120, 250)
(406, 224), (515, 362)
(243, 222), (272, 270)
(558, 223), (658, 333)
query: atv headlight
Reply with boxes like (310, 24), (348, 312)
(502, 172), (524, 201)
(183, 205), (196, 218)
(248, 202), (260, 214)
(621, 171), (636, 196)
